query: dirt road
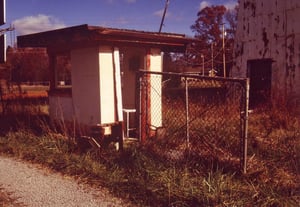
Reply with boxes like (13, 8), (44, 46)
(0, 156), (133, 207)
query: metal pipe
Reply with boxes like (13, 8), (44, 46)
(242, 78), (250, 173)
(185, 78), (190, 149)
(139, 69), (247, 83)
(138, 74), (142, 142)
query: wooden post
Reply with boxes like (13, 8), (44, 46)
(47, 50), (56, 91)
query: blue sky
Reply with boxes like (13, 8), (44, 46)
(4, 0), (237, 43)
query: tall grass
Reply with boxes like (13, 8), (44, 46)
(0, 102), (299, 206)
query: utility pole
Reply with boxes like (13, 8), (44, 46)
(201, 54), (204, 76)
(159, 0), (170, 33)
(0, 25), (14, 36)
(0, 0), (7, 63)
(211, 43), (214, 71)
(222, 23), (226, 77)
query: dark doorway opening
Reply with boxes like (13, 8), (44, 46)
(247, 59), (272, 108)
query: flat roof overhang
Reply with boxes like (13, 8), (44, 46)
(17, 24), (197, 53)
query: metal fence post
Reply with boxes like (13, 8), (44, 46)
(139, 71), (150, 143)
(185, 77), (190, 149)
(137, 71), (249, 173)
(242, 78), (250, 173)
(138, 72), (142, 142)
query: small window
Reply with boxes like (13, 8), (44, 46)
(56, 54), (71, 88)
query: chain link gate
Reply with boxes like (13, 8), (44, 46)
(138, 70), (249, 173)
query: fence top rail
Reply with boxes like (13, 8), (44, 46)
(139, 70), (248, 84)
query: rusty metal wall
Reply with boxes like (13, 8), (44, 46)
(233, 0), (300, 108)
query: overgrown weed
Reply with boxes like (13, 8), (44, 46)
(0, 103), (299, 206)
(0, 186), (23, 207)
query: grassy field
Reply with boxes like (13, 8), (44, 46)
(0, 102), (299, 206)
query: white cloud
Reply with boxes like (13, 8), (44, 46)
(199, 1), (237, 11)
(199, 1), (211, 10)
(13, 14), (65, 35)
(224, 1), (238, 10)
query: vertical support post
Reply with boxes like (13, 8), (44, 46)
(211, 43), (214, 71)
(0, 0), (5, 25)
(185, 77), (190, 149)
(138, 72), (142, 142)
(113, 47), (124, 150)
(242, 78), (250, 173)
(201, 54), (204, 76)
(47, 50), (56, 91)
(113, 47), (123, 122)
(139, 71), (149, 143)
(0, 0), (6, 63)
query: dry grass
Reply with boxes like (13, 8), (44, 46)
(0, 189), (13, 206)
(0, 187), (23, 207)
(0, 99), (299, 206)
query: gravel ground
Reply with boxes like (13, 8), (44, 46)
(0, 156), (134, 207)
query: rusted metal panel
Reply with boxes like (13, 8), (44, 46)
(17, 24), (197, 53)
(233, 0), (300, 108)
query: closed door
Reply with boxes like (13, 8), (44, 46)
(247, 59), (272, 107)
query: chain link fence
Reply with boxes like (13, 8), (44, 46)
(138, 70), (249, 172)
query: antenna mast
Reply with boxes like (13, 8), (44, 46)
(159, 0), (170, 33)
